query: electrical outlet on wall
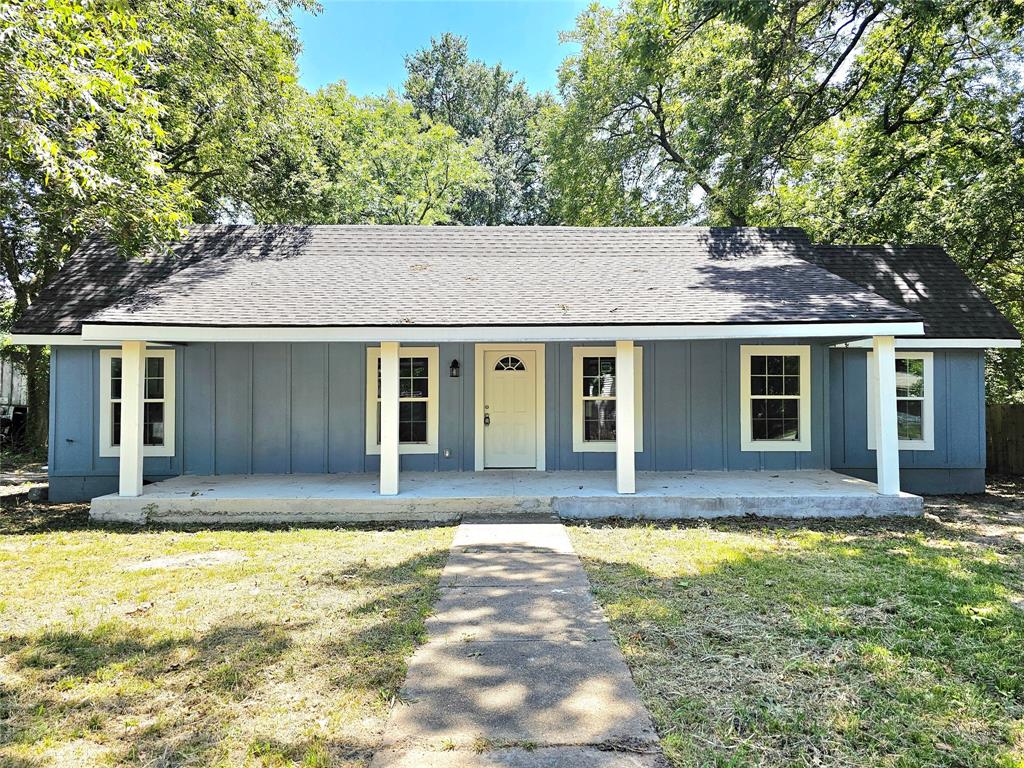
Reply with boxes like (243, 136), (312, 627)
(443, 448), (451, 458)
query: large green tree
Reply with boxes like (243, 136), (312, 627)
(245, 84), (487, 225)
(405, 34), (554, 224)
(545, 0), (1024, 397)
(0, 0), (308, 449)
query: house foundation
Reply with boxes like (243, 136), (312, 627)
(90, 469), (923, 524)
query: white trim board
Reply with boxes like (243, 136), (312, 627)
(7, 334), (108, 346)
(77, 321), (925, 344)
(8, 334), (179, 347)
(835, 337), (1020, 349)
(474, 343), (546, 472)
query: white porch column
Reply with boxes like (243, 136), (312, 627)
(615, 340), (636, 494)
(871, 335), (901, 495)
(119, 341), (146, 497)
(379, 341), (400, 496)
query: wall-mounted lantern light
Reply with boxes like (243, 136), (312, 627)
(449, 359), (461, 378)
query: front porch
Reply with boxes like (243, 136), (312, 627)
(90, 469), (922, 524)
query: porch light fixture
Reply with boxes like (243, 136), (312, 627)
(449, 359), (460, 378)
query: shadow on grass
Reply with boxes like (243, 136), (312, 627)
(0, 549), (450, 767)
(0, 500), (453, 536)
(570, 516), (1024, 767)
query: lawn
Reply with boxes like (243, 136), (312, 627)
(569, 479), (1024, 768)
(0, 504), (454, 767)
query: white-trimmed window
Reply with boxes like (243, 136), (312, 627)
(867, 351), (934, 451)
(365, 346), (439, 455)
(99, 348), (176, 457)
(740, 345), (811, 452)
(571, 346), (643, 452)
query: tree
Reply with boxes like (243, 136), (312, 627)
(1, 0), (189, 450)
(545, 0), (1024, 397)
(405, 33), (554, 224)
(245, 84), (487, 225)
(0, 0), (308, 449)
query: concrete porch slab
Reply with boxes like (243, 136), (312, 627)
(89, 469), (922, 524)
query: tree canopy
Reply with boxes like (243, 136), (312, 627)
(543, 0), (1024, 398)
(1, 0), (308, 444)
(245, 84), (486, 225)
(404, 33), (554, 224)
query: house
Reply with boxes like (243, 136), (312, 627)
(10, 226), (1020, 523)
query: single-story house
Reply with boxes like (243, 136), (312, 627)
(10, 226), (1020, 522)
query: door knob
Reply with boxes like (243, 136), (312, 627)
(483, 414), (491, 426)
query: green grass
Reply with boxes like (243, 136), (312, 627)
(569, 486), (1024, 768)
(0, 504), (454, 767)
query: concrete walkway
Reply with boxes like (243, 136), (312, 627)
(371, 514), (665, 767)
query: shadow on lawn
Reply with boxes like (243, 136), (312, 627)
(0, 500), (451, 537)
(571, 516), (1024, 767)
(0, 549), (450, 767)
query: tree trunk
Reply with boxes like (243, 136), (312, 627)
(24, 346), (49, 455)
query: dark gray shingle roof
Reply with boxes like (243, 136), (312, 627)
(15, 225), (921, 334)
(809, 244), (1019, 340)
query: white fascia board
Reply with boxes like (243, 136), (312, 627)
(81, 321), (926, 344)
(8, 334), (178, 347)
(8, 334), (101, 346)
(835, 337), (1021, 349)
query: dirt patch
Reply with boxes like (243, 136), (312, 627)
(123, 549), (247, 571)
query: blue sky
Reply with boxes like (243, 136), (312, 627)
(293, 1), (593, 97)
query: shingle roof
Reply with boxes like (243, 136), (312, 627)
(14, 225), (921, 335)
(808, 244), (1019, 340)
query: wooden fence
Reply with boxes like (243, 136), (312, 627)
(987, 404), (1024, 475)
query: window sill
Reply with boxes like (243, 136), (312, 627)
(572, 440), (642, 453)
(868, 440), (935, 452)
(99, 445), (175, 458)
(366, 444), (438, 456)
(740, 439), (812, 452)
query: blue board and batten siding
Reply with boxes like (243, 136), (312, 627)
(47, 341), (985, 501)
(829, 348), (987, 494)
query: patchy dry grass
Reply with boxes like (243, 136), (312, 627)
(569, 480), (1024, 768)
(0, 504), (454, 767)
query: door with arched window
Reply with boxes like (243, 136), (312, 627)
(483, 350), (537, 468)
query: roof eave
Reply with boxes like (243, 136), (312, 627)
(836, 336), (1021, 349)
(66, 320), (928, 344)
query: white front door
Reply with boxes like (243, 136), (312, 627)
(483, 350), (537, 468)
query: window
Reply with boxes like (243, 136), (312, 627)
(99, 348), (175, 457)
(740, 345), (811, 452)
(571, 346), (643, 452)
(494, 356), (526, 371)
(365, 346), (439, 455)
(867, 351), (934, 451)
